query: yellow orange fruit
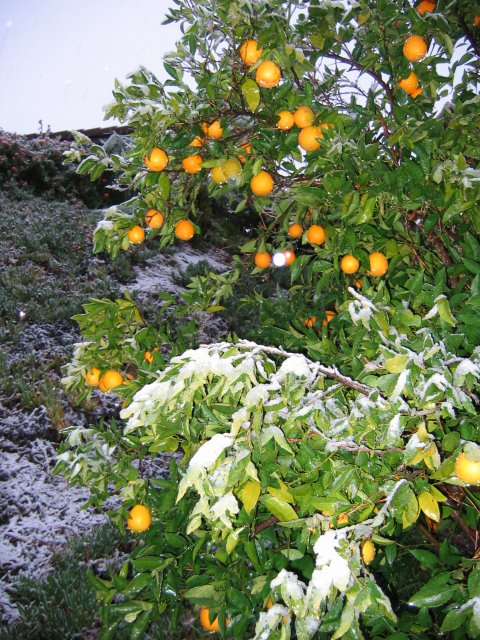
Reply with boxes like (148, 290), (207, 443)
(127, 225), (145, 244)
(254, 252), (271, 269)
(294, 106), (315, 128)
(223, 157), (242, 180)
(398, 71), (419, 94)
(211, 165), (227, 184)
(417, 0), (435, 13)
(455, 452), (480, 486)
(144, 351), (153, 364)
(368, 252), (389, 276)
(189, 135), (204, 148)
(127, 504), (152, 533)
(175, 219), (195, 241)
(266, 597), (274, 609)
(206, 120), (223, 139)
(306, 224), (325, 245)
(251, 170), (274, 196)
(85, 368), (101, 387)
(182, 154), (203, 174)
(145, 209), (164, 229)
(240, 39), (263, 66)
(403, 35), (428, 62)
(337, 512), (348, 525)
(354, 279), (363, 289)
(99, 370), (124, 392)
(410, 87), (423, 99)
(277, 110), (295, 131)
(474, 16), (480, 27)
(145, 147), (168, 172)
(288, 223), (303, 239)
(199, 607), (230, 633)
(304, 316), (317, 328)
(283, 249), (296, 265)
(298, 125), (323, 152)
(255, 61), (281, 88)
(322, 310), (336, 326)
(362, 540), (376, 564)
(340, 254), (360, 274)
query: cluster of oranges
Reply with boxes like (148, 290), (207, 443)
(398, 2), (436, 98)
(85, 367), (124, 392)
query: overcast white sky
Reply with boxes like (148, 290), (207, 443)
(0, 0), (181, 134)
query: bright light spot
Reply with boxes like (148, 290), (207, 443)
(273, 252), (286, 267)
(65, 78), (73, 85)
(18, 310), (26, 320)
(104, 66), (109, 72)
(6, 20), (12, 29)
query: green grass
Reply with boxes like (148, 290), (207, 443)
(1, 523), (202, 640)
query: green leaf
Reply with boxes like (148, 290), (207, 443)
(441, 607), (470, 633)
(408, 574), (456, 608)
(242, 480), (261, 514)
(241, 79), (260, 112)
(384, 355), (409, 374)
(437, 297), (456, 326)
(262, 495), (298, 522)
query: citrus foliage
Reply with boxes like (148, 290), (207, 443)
(59, 1), (480, 638)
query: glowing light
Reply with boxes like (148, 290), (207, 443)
(6, 20), (12, 29)
(273, 252), (286, 267)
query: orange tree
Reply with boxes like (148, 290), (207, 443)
(57, 1), (480, 638)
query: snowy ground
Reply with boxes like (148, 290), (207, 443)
(0, 242), (230, 623)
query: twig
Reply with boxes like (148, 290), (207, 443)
(252, 515), (279, 537)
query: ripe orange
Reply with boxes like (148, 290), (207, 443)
(189, 135), (204, 148)
(175, 219), (195, 241)
(474, 16), (480, 27)
(322, 310), (336, 326)
(417, 0), (435, 13)
(250, 170), (274, 196)
(85, 368), (101, 387)
(223, 158), (242, 180)
(410, 87), (423, 99)
(340, 254), (360, 274)
(206, 120), (223, 139)
(145, 147), (168, 172)
(127, 225), (145, 244)
(403, 35), (428, 62)
(199, 607), (230, 633)
(288, 223), (303, 239)
(255, 61), (281, 88)
(211, 165), (227, 184)
(238, 141), (251, 163)
(254, 252), (271, 269)
(368, 251), (389, 276)
(362, 540), (375, 564)
(398, 71), (419, 94)
(306, 224), (325, 245)
(298, 125), (323, 152)
(304, 316), (317, 328)
(240, 39), (263, 66)
(283, 249), (296, 265)
(266, 597), (274, 609)
(182, 154), (203, 174)
(294, 106), (315, 128)
(276, 110), (295, 131)
(99, 370), (124, 392)
(127, 504), (152, 533)
(455, 452), (480, 486)
(354, 279), (362, 289)
(144, 351), (153, 364)
(145, 209), (164, 229)
(337, 512), (348, 526)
